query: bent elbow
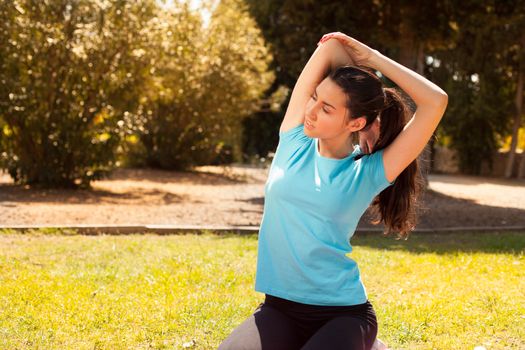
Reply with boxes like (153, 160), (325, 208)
(430, 91), (448, 113)
(437, 91), (448, 107)
(436, 93), (449, 121)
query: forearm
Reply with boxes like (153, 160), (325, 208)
(324, 39), (355, 71)
(285, 39), (355, 118)
(369, 51), (447, 108)
(297, 40), (353, 88)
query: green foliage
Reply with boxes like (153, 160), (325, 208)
(0, 0), (155, 188)
(0, 231), (523, 349)
(500, 127), (525, 151)
(435, 70), (513, 174)
(242, 85), (290, 162)
(245, 0), (525, 175)
(135, 0), (274, 170)
(0, 0), (274, 185)
(2, 0), (523, 181)
(429, 1), (522, 174)
(243, 0), (455, 166)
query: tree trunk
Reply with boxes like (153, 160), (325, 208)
(519, 152), (525, 178)
(504, 41), (524, 178)
(518, 35), (525, 179)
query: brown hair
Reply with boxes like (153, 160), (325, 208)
(329, 65), (424, 239)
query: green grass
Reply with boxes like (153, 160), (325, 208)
(0, 230), (524, 349)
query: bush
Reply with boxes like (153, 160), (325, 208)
(135, 0), (274, 170)
(0, 0), (274, 185)
(0, 0), (154, 187)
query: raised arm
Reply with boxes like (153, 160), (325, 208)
(319, 32), (448, 183)
(280, 40), (354, 133)
(370, 51), (448, 182)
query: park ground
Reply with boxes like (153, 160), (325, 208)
(1, 165), (525, 230)
(1, 166), (524, 349)
(0, 230), (523, 349)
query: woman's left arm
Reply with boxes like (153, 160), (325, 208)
(319, 33), (448, 183)
(370, 51), (448, 183)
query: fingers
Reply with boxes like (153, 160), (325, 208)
(359, 137), (371, 154)
(317, 34), (336, 46)
(363, 137), (373, 153)
(320, 34), (342, 44)
(317, 32), (350, 46)
(368, 140), (374, 153)
(359, 122), (380, 154)
(363, 144), (369, 154)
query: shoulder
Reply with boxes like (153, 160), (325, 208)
(358, 148), (396, 193)
(272, 123), (312, 162)
(278, 122), (308, 143)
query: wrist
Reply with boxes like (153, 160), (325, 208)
(367, 49), (383, 70)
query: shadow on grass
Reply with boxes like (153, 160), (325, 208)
(212, 230), (525, 255)
(351, 231), (525, 255)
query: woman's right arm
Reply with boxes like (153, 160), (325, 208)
(280, 39), (354, 133)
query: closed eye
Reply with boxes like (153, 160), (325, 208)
(311, 93), (330, 114)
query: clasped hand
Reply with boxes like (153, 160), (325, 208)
(317, 31), (378, 67)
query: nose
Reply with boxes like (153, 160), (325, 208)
(306, 104), (319, 120)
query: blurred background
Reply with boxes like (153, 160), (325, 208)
(1, 0), (524, 189)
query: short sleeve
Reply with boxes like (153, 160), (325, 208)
(277, 123), (311, 153)
(279, 123), (308, 140)
(361, 148), (395, 193)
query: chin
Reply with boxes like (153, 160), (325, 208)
(303, 124), (314, 136)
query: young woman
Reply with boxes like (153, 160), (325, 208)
(218, 32), (448, 350)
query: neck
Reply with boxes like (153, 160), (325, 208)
(317, 135), (355, 159)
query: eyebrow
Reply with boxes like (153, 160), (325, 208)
(314, 88), (336, 110)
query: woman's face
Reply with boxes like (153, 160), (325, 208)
(304, 77), (361, 139)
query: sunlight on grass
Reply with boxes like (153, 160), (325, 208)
(0, 230), (523, 349)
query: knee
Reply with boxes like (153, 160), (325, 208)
(218, 304), (302, 350)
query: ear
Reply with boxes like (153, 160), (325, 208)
(344, 116), (367, 132)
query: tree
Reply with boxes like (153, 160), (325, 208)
(0, 0), (275, 186)
(504, 32), (525, 178)
(0, 0), (155, 187)
(135, 0), (274, 169)
(244, 0), (453, 183)
(433, 1), (520, 175)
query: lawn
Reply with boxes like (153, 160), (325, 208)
(0, 230), (523, 349)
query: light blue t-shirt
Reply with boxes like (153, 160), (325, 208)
(254, 122), (395, 306)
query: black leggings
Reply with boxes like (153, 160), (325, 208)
(218, 294), (378, 350)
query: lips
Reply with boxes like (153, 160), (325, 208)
(305, 119), (315, 129)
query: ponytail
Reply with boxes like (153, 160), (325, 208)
(329, 66), (424, 239)
(369, 88), (424, 239)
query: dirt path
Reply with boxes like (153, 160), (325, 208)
(1, 166), (524, 230)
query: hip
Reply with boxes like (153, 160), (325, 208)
(263, 293), (377, 326)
